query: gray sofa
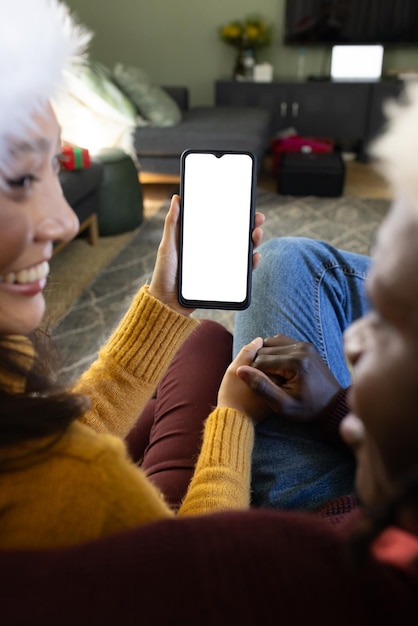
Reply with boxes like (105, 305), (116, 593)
(133, 87), (273, 177)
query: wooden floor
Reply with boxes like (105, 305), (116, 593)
(341, 159), (392, 199)
(141, 156), (392, 218)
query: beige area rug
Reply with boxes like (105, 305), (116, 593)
(45, 230), (138, 324)
(51, 191), (391, 384)
(44, 192), (174, 325)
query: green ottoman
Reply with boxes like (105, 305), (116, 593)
(95, 148), (143, 236)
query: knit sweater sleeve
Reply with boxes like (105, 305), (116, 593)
(178, 407), (254, 515)
(73, 286), (199, 437)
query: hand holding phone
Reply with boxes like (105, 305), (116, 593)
(178, 150), (257, 310)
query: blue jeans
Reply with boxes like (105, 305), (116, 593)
(234, 237), (371, 510)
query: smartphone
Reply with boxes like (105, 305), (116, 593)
(178, 149), (257, 310)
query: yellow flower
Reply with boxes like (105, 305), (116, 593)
(222, 24), (242, 39)
(219, 15), (272, 50)
(246, 25), (259, 41)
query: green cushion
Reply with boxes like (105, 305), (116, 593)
(65, 61), (139, 124)
(112, 63), (182, 127)
(56, 61), (141, 161)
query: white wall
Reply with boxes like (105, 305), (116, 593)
(66, 0), (418, 105)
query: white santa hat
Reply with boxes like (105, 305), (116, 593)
(370, 82), (418, 209)
(0, 0), (91, 174)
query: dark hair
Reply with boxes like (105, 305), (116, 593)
(0, 331), (89, 471)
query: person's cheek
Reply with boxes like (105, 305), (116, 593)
(0, 213), (28, 271)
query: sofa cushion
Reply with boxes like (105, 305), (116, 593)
(112, 63), (182, 127)
(134, 106), (272, 159)
(53, 62), (140, 160)
(72, 62), (137, 120)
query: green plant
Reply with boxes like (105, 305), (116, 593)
(219, 15), (272, 50)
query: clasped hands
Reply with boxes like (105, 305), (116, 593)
(218, 334), (343, 425)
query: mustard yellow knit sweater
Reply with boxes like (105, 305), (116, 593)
(0, 287), (254, 549)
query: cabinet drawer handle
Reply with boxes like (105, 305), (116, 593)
(280, 102), (287, 117)
(292, 102), (299, 118)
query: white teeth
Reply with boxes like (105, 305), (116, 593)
(0, 261), (49, 285)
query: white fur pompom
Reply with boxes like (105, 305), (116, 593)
(370, 82), (418, 207)
(0, 0), (91, 170)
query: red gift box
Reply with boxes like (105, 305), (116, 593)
(271, 135), (334, 175)
(60, 145), (91, 170)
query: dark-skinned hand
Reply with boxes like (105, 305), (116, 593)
(236, 333), (343, 422)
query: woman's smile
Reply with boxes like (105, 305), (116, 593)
(0, 260), (50, 295)
(0, 259), (50, 285)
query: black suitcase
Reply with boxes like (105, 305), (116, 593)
(278, 152), (346, 197)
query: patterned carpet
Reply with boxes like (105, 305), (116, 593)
(51, 190), (390, 384)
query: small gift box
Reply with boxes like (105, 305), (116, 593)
(60, 145), (91, 170)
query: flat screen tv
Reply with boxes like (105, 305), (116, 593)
(284, 0), (418, 46)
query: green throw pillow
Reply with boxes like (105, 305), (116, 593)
(112, 63), (182, 127)
(57, 60), (141, 161)
(66, 61), (139, 124)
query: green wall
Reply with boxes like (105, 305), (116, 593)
(66, 0), (418, 105)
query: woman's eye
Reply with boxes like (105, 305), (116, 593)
(6, 174), (38, 189)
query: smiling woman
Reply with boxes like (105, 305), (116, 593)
(0, 1), (93, 451)
(0, 0), (267, 551)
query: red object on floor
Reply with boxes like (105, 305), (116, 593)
(271, 135), (334, 174)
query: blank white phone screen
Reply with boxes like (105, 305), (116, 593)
(181, 152), (253, 303)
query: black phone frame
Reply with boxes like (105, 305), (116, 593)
(178, 149), (257, 311)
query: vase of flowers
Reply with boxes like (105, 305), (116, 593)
(219, 15), (272, 80)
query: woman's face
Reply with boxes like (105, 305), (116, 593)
(342, 195), (418, 509)
(0, 105), (79, 335)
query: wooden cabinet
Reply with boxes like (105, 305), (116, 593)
(215, 79), (403, 157)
